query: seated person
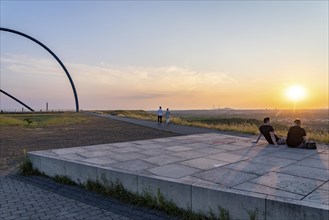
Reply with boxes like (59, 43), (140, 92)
(254, 117), (286, 146)
(286, 118), (307, 148)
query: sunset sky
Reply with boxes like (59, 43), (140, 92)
(0, 1), (328, 110)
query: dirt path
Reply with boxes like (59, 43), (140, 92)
(0, 114), (178, 175)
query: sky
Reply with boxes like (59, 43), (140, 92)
(0, 1), (328, 111)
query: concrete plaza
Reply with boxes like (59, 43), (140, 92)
(29, 133), (329, 220)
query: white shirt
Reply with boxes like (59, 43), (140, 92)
(157, 109), (163, 116)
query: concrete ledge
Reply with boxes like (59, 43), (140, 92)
(266, 195), (329, 220)
(301, 203), (329, 220)
(29, 153), (329, 219)
(65, 161), (98, 184)
(192, 183), (266, 219)
(33, 155), (66, 177)
(138, 175), (192, 209)
(97, 167), (139, 193)
(27, 133), (329, 219)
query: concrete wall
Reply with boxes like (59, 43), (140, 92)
(28, 153), (329, 220)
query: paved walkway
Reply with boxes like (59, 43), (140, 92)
(93, 113), (252, 137)
(0, 175), (173, 220)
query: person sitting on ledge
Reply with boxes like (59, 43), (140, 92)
(254, 117), (286, 146)
(286, 118), (308, 148)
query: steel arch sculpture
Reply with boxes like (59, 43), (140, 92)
(0, 89), (34, 112)
(0, 27), (79, 112)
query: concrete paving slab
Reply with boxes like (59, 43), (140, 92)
(31, 150), (58, 156)
(268, 151), (310, 160)
(58, 153), (87, 161)
(193, 147), (227, 154)
(208, 152), (251, 163)
(139, 148), (172, 156)
(135, 143), (166, 150)
(109, 152), (147, 161)
(230, 141), (256, 147)
(310, 152), (329, 161)
(319, 182), (329, 191)
(110, 160), (156, 171)
(153, 137), (178, 143)
(171, 151), (208, 160)
(294, 158), (329, 170)
(129, 139), (158, 145)
(78, 150), (114, 158)
(110, 146), (140, 153)
(248, 155), (295, 167)
(142, 155), (183, 166)
(229, 147), (277, 157)
(276, 164), (329, 181)
(212, 144), (251, 151)
(179, 176), (223, 186)
(182, 142), (214, 149)
(51, 147), (87, 155)
(81, 157), (117, 165)
(177, 139), (206, 144)
(148, 164), (201, 179)
(223, 160), (278, 175)
(111, 142), (138, 148)
(281, 147), (322, 155)
(164, 145), (194, 152)
(82, 144), (116, 151)
(250, 172), (324, 195)
(180, 158), (228, 170)
(303, 189), (329, 205)
(28, 132), (329, 219)
(193, 167), (258, 187)
(156, 141), (183, 147)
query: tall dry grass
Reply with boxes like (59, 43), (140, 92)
(106, 110), (329, 144)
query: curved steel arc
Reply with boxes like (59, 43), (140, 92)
(0, 89), (34, 112)
(0, 27), (79, 112)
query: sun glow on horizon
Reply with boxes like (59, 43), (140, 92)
(286, 85), (307, 102)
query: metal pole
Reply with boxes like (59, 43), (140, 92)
(0, 27), (79, 112)
(0, 89), (34, 112)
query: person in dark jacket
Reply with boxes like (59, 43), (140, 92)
(286, 118), (307, 148)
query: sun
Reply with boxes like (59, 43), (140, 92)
(286, 85), (306, 102)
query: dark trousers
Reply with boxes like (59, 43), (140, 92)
(158, 116), (162, 124)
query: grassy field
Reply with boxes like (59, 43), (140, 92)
(104, 110), (329, 144)
(0, 113), (90, 128)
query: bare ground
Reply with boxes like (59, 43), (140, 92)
(0, 114), (177, 175)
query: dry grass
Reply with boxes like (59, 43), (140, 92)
(0, 113), (90, 127)
(105, 110), (329, 144)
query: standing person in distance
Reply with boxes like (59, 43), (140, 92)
(165, 108), (171, 125)
(254, 117), (286, 146)
(157, 106), (163, 125)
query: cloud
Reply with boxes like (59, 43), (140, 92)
(1, 55), (63, 77)
(1, 54), (239, 101)
(121, 93), (169, 100)
(69, 62), (239, 90)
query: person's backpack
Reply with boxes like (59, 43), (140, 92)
(305, 141), (317, 149)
